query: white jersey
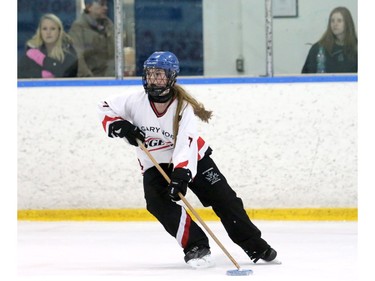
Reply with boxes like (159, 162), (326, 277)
(97, 90), (210, 177)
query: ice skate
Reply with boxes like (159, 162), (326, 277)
(184, 245), (215, 269)
(247, 247), (278, 263)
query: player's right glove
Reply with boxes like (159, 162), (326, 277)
(107, 120), (145, 146)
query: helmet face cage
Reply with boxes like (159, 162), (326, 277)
(142, 51), (180, 102)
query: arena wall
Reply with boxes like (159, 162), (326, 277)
(17, 77), (357, 220)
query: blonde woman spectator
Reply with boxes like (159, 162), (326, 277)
(18, 13), (78, 78)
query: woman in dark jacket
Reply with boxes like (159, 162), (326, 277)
(18, 13), (78, 78)
(302, 7), (357, 73)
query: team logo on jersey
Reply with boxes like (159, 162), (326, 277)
(144, 137), (174, 152)
(140, 126), (174, 140)
(202, 167), (221, 185)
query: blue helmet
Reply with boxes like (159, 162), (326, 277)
(143, 51), (180, 73)
(142, 51), (180, 103)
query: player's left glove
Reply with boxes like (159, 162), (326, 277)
(168, 168), (192, 201)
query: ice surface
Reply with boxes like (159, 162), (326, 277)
(16, 220), (357, 281)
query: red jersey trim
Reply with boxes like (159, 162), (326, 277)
(175, 160), (189, 169)
(197, 137), (205, 150)
(181, 214), (191, 248)
(149, 96), (176, 118)
(102, 115), (123, 132)
(197, 137), (206, 160)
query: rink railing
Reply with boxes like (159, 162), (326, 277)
(17, 74), (357, 88)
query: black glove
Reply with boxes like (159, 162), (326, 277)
(108, 120), (145, 146)
(168, 168), (192, 201)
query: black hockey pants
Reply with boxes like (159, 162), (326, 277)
(143, 153), (270, 254)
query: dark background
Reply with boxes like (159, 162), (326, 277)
(17, 0), (203, 77)
(134, 0), (203, 75)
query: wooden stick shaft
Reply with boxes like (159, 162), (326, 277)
(136, 139), (241, 270)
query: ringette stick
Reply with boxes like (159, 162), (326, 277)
(136, 139), (252, 276)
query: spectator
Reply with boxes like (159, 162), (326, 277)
(302, 7), (357, 73)
(18, 13), (78, 79)
(69, 0), (116, 77)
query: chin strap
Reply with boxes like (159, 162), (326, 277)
(147, 88), (174, 103)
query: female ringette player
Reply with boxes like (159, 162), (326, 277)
(98, 51), (277, 268)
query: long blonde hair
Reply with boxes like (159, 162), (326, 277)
(172, 84), (212, 143)
(26, 13), (73, 62)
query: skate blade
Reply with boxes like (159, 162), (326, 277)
(187, 254), (215, 269)
(254, 259), (282, 265)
